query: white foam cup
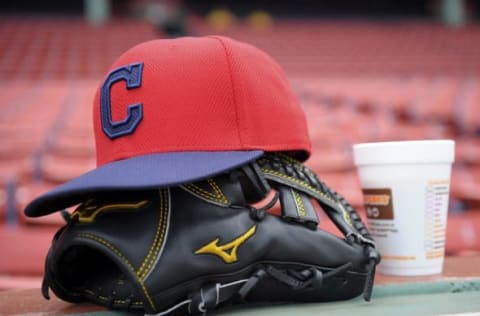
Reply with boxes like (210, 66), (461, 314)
(353, 140), (455, 276)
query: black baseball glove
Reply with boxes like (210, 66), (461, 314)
(40, 153), (379, 315)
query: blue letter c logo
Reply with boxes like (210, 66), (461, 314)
(100, 62), (144, 139)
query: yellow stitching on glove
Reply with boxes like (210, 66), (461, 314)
(262, 168), (354, 229)
(73, 200), (148, 223)
(138, 189), (169, 280)
(78, 233), (156, 311)
(292, 190), (307, 217)
(182, 178), (229, 206)
(337, 201), (353, 228)
(261, 169), (332, 202)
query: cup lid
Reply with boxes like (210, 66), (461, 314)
(353, 140), (455, 166)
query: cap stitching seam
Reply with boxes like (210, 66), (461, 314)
(210, 36), (244, 146)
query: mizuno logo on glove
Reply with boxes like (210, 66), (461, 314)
(195, 225), (257, 263)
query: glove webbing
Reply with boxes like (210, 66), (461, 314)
(276, 184), (319, 230)
(256, 153), (379, 301)
(257, 154), (374, 246)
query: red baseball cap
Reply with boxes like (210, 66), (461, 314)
(25, 36), (311, 217)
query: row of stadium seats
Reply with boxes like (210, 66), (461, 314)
(0, 18), (158, 80)
(191, 18), (480, 76)
(3, 18), (480, 79)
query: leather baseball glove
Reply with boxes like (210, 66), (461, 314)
(41, 153), (379, 315)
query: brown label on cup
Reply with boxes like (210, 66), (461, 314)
(363, 188), (394, 220)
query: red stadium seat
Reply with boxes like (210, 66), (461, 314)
(0, 226), (54, 276)
(39, 153), (95, 184)
(0, 275), (42, 291)
(446, 211), (480, 255)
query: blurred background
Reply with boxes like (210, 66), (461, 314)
(0, 0), (479, 290)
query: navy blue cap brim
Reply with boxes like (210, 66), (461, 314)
(25, 150), (263, 217)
